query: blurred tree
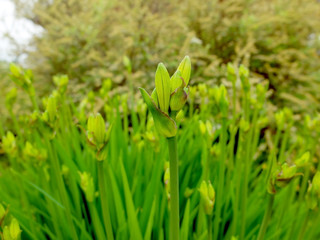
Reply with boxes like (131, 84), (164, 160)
(10, 0), (320, 112)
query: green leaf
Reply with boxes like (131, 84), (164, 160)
(120, 159), (143, 240)
(139, 88), (177, 138)
(180, 199), (190, 240)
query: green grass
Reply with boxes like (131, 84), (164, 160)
(0, 62), (320, 240)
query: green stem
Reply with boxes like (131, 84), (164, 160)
(168, 136), (179, 240)
(97, 160), (114, 240)
(208, 215), (212, 240)
(214, 116), (227, 240)
(257, 194), (274, 240)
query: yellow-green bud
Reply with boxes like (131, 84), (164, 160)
(5, 88), (17, 109)
(177, 56), (191, 86)
(227, 63), (237, 83)
(87, 113), (106, 148)
(239, 65), (250, 91)
(155, 63), (171, 113)
(199, 180), (215, 215)
(295, 152), (310, 168)
(79, 172), (95, 202)
(3, 218), (21, 240)
(46, 95), (57, 123)
(2, 131), (16, 155)
(0, 203), (5, 219)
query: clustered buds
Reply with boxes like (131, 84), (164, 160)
(306, 172), (320, 210)
(140, 56), (191, 138)
(199, 180), (216, 215)
(3, 218), (21, 240)
(268, 162), (302, 194)
(239, 65), (250, 92)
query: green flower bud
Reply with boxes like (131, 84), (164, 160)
(3, 218), (21, 240)
(87, 113), (107, 148)
(227, 63), (237, 83)
(306, 172), (320, 210)
(295, 152), (310, 168)
(155, 63), (171, 113)
(47, 95), (57, 123)
(177, 56), (191, 86)
(199, 180), (215, 215)
(239, 65), (250, 91)
(2, 131), (16, 155)
(79, 172), (95, 202)
(5, 88), (17, 110)
(268, 163), (302, 194)
(169, 86), (188, 112)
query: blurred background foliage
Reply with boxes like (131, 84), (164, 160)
(3, 0), (320, 115)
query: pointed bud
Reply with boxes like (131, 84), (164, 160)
(155, 63), (171, 113)
(47, 95), (57, 123)
(87, 113), (106, 147)
(79, 172), (95, 202)
(227, 63), (236, 83)
(239, 65), (250, 91)
(199, 180), (215, 215)
(169, 87), (188, 112)
(177, 56), (191, 86)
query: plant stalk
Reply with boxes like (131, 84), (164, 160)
(97, 160), (114, 240)
(257, 194), (274, 240)
(168, 136), (179, 240)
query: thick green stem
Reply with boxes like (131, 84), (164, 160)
(97, 160), (114, 240)
(168, 136), (179, 240)
(257, 194), (274, 240)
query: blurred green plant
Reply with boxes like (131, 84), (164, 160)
(8, 0), (320, 113)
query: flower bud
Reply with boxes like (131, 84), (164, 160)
(239, 65), (250, 92)
(177, 56), (191, 86)
(227, 63), (237, 83)
(5, 88), (17, 110)
(306, 172), (320, 210)
(47, 95), (57, 123)
(155, 63), (171, 113)
(199, 180), (215, 215)
(3, 218), (21, 240)
(169, 87), (188, 112)
(2, 131), (16, 155)
(79, 172), (95, 202)
(295, 152), (310, 167)
(87, 113), (106, 148)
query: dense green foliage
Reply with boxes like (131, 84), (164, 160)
(1, 61), (320, 239)
(12, 0), (320, 112)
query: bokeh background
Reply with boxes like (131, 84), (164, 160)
(1, 0), (320, 121)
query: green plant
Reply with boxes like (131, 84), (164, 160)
(1, 59), (320, 239)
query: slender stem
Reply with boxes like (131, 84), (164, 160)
(257, 194), (274, 240)
(97, 160), (114, 240)
(168, 136), (179, 240)
(208, 215), (212, 240)
(214, 116), (227, 240)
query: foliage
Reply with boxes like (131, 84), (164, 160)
(1, 62), (320, 239)
(11, 0), (320, 112)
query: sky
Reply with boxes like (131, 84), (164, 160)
(0, 0), (42, 62)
